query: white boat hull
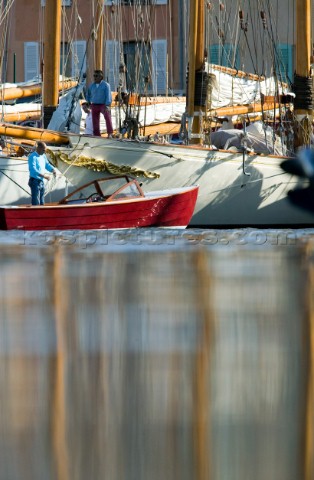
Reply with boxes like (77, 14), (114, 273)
(48, 135), (314, 227)
(0, 156), (73, 205)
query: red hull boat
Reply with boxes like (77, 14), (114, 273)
(0, 175), (198, 230)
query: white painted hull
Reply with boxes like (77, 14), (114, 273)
(48, 135), (314, 227)
(0, 156), (73, 205)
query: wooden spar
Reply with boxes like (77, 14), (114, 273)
(116, 96), (279, 112)
(0, 80), (78, 102)
(210, 64), (265, 82)
(209, 102), (281, 117)
(43, 0), (62, 127)
(0, 123), (69, 144)
(0, 110), (41, 123)
(94, 0), (104, 71)
(126, 94), (185, 106)
(137, 123), (181, 136)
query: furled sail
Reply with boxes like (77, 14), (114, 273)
(207, 64), (293, 109)
(47, 82), (86, 134)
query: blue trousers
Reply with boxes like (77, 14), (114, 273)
(28, 177), (45, 205)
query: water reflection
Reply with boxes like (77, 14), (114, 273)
(0, 233), (313, 480)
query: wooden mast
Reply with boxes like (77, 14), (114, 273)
(94, 0), (104, 72)
(294, 0), (313, 148)
(43, 0), (62, 128)
(187, 0), (197, 120)
(187, 0), (205, 145)
(295, 0), (311, 87)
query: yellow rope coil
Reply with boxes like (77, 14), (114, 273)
(47, 149), (160, 179)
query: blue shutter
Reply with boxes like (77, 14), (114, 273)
(278, 44), (293, 82)
(105, 40), (120, 90)
(151, 39), (167, 94)
(210, 45), (219, 65)
(210, 44), (239, 69)
(24, 42), (39, 81)
(71, 41), (86, 80)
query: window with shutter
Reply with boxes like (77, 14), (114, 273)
(71, 41), (86, 79)
(151, 39), (167, 94)
(210, 45), (219, 65)
(105, 40), (120, 90)
(41, 0), (72, 6)
(122, 42), (151, 94)
(104, 1), (168, 4)
(210, 44), (239, 69)
(60, 42), (71, 77)
(24, 42), (39, 81)
(277, 44), (293, 83)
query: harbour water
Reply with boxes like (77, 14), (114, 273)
(0, 228), (314, 480)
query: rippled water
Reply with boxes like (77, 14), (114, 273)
(0, 228), (313, 480)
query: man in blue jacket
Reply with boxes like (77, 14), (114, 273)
(28, 141), (56, 205)
(86, 70), (113, 137)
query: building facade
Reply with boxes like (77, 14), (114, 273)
(1, 1), (310, 94)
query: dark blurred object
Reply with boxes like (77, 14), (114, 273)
(287, 187), (314, 214)
(281, 148), (314, 179)
(281, 148), (314, 213)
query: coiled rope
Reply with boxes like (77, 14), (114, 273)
(293, 74), (314, 111)
(194, 71), (209, 107)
